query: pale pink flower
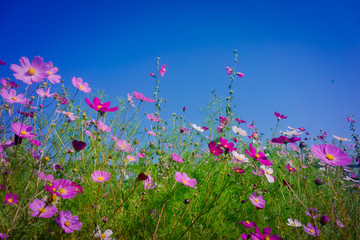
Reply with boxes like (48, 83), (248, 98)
(226, 66), (232, 75)
(56, 111), (79, 121)
(91, 171), (111, 182)
(160, 65), (166, 77)
(126, 155), (137, 162)
(147, 131), (156, 136)
(96, 120), (111, 132)
(1, 89), (28, 104)
(47, 62), (61, 84)
(10, 56), (50, 84)
(172, 153), (184, 163)
(127, 93), (135, 107)
(36, 88), (56, 98)
(175, 172), (197, 189)
(72, 77), (91, 93)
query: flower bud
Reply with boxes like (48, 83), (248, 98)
(315, 178), (323, 186)
(320, 215), (330, 225)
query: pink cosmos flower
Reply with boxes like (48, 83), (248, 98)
(0, 232), (9, 239)
(127, 93), (135, 107)
(137, 153), (146, 158)
(10, 56), (50, 84)
(305, 208), (320, 219)
(47, 62), (61, 84)
(150, 72), (155, 77)
(217, 125), (224, 133)
(96, 120), (111, 132)
(143, 175), (156, 189)
(172, 153), (184, 163)
(11, 122), (37, 138)
(271, 136), (301, 144)
(1, 89), (28, 104)
(245, 143), (273, 166)
(115, 139), (133, 153)
(147, 113), (160, 122)
(72, 77), (91, 93)
(1, 78), (19, 90)
(29, 199), (58, 218)
(147, 130), (156, 136)
(219, 137), (237, 152)
(175, 172), (197, 189)
(38, 172), (54, 182)
(238, 220), (256, 229)
(126, 155), (137, 162)
(219, 116), (229, 126)
(247, 124), (255, 129)
(303, 223), (320, 237)
(226, 66), (232, 75)
(347, 117), (356, 123)
(208, 141), (223, 156)
(49, 179), (77, 199)
(298, 127), (306, 131)
(4, 192), (18, 205)
(237, 72), (244, 78)
(91, 171), (111, 182)
(179, 127), (190, 135)
(249, 193), (265, 209)
(71, 182), (84, 194)
(160, 65), (166, 77)
(233, 167), (245, 174)
(274, 111), (287, 120)
(0, 59), (6, 65)
(85, 97), (118, 113)
(56, 111), (79, 121)
(29, 138), (41, 146)
(251, 227), (282, 240)
(311, 144), (353, 166)
(36, 88), (56, 98)
(132, 91), (155, 103)
(55, 210), (82, 233)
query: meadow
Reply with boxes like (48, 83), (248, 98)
(0, 53), (359, 240)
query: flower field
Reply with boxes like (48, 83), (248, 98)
(0, 54), (359, 239)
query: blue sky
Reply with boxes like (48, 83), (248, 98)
(1, 0), (360, 140)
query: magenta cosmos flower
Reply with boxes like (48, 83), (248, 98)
(245, 143), (273, 166)
(208, 141), (223, 156)
(249, 193), (266, 209)
(132, 91), (155, 103)
(72, 77), (91, 93)
(271, 136), (301, 145)
(274, 111), (287, 120)
(49, 179), (78, 199)
(91, 170), (111, 182)
(238, 220), (256, 229)
(175, 172), (197, 189)
(55, 210), (82, 233)
(85, 97), (118, 113)
(160, 64), (166, 77)
(29, 199), (57, 218)
(4, 193), (18, 205)
(226, 66), (232, 75)
(11, 122), (37, 139)
(172, 153), (184, 163)
(1, 89), (28, 104)
(251, 227), (283, 240)
(10, 56), (50, 84)
(311, 144), (352, 166)
(286, 165), (297, 172)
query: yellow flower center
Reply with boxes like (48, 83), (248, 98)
(20, 131), (27, 135)
(45, 93), (48, 96)
(98, 177), (104, 181)
(97, 105), (102, 109)
(52, 188), (56, 192)
(39, 207), (46, 213)
(28, 68), (35, 75)
(289, 167), (293, 171)
(48, 71), (52, 76)
(310, 230), (314, 233)
(120, 145), (125, 149)
(224, 144), (227, 148)
(8, 199), (13, 203)
(44, 156), (50, 162)
(325, 154), (334, 160)
(236, 169), (240, 173)
(66, 112), (70, 115)
(51, 194), (57, 202)
(265, 237), (270, 240)
(183, 180), (187, 184)
(255, 154), (260, 158)
(59, 189), (66, 194)
(266, 171), (270, 175)
(147, 183), (151, 186)
(11, 97), (17, 101)
(245, 221), (250, 224)
(101, 233), (106, 238)
(254, 199), (258, 202)
(64, 221), (70, 227)
(237, 156), (241, 160)
(292, 222), (295, 226)
(79, 85), (83, 90)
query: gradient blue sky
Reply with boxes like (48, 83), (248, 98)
(1, 0), (360, 140)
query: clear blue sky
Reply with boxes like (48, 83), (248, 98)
(1, 0), (360, 140)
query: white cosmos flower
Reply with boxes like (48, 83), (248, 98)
(232, 151), (249, 163)
(260, 165), (275, 183)
(287, 218), (302, 227)
(232, 126), (247, 136)
(191, 124), (204, 132)
(333, 135), (351, 142)
(94, 225), (115, 239)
